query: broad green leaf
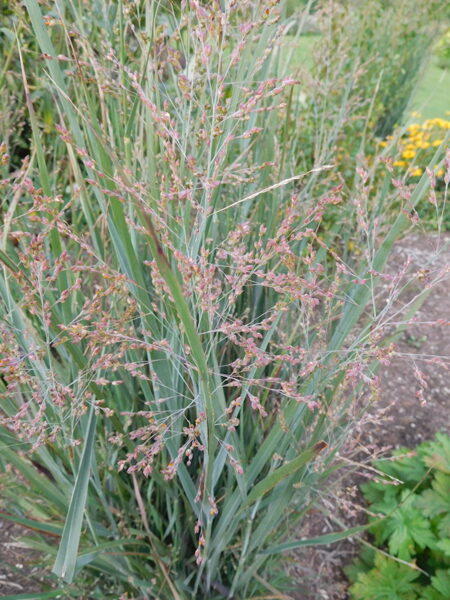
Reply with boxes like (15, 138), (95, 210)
(344, 546), (376, 583)
(416, 473), (450, 518)
(421, 435), (450, 474)
(436, 539), (450, 558)
(431, 570), (450, 597)
(420, 588), (447, 600)
(438, 514), (450, 538)
(350, 553), (420, 600)
(361, 480), (402, 514)
(417, 472), (450, 537)
(384, 492), (436, 560)
(374, 450), (429, 485)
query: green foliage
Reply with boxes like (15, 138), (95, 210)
(284, 0), (442, 205)
(435, 29), (450, 68)
(347, 434), (450, 600)
(377, 117), (450, 231)
(316, 0), (437, 138)
(350, 553), (421, 600)
(0, 0), (448, 598)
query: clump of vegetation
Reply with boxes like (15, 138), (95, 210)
(346, 433), (450, 600)
(377, 116), (450, 229)
(0, 0), (448, 598)
(381, 117), (450, 180)
(287, 0), (442, 186)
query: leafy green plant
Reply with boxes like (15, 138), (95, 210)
(346, 434), (450, 600)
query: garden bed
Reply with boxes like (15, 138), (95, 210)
(290, 232), (450, 599)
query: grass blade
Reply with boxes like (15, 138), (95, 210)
(0, 511), (62, 536)
(52, 408), (97, 583)
(0, 444), (67, 512)
(0, 593), (71, 600)
(241, 441), (327, 511)
(262, 525), (369, 554)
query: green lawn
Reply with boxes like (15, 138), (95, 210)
(407, 54), (450, 121)
(281, 33), (319, 71)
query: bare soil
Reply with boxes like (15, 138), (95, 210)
(289, 232), (450, 600)
(0, 517), (47, 596)
(375, 233), (450, 448)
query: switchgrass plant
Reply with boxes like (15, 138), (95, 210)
(303, 0), (442, 171)
(0, 1), (448, 598)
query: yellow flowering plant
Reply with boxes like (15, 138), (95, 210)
(377, 114), (450, 230)
(380, 115), (450, 180)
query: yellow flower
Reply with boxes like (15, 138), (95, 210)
(435, 168), (445, 177)
(402, 150), (416, 159)
(410, 167), (423, 177)
(393, 160), (406, 167)
(419, 141), (430, 149)
(432, 139), (444, 147)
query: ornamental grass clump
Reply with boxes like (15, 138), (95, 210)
(280, 0), (440, 190)
(0, 1), (448, 599)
